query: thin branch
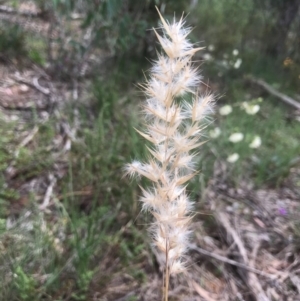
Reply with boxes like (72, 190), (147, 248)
(13, 76), (50, 96)
(189, 244), (275, 279)
(217, 212), (271, 301)
(245, 75), (300, 110)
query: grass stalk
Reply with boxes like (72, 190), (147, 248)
(164, 243), (170, 301)
(125, 6), (214, 296)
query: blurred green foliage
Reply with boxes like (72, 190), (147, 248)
(192, 0), (300, 59)
(0, 25), (27, 59)
(192, 0), (300, 90)
(31, 0), (188, 78)
(2, 0), (299, 84)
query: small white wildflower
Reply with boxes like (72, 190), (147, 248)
(219, 105), (232, 115)
(247, 104), (260, 115)
(232, 49), (239, 56)
(209, 127), (221, 138)
(234, 58), (242, 69)
(203, 53), (212, 61)
(208, 45), (215, 51)
(227, 153), (239, 163)
(229, 133), (244, 143)
(249, 136), (261, 148)
(243, 102), (260, 115)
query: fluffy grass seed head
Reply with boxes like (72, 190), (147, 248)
(125, 8), (214, 276)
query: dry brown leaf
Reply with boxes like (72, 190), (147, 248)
(253, 217), (265, 228)
(192, 280), (219, 301)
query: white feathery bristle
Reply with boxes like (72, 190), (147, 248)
(125, 8), (215, 277)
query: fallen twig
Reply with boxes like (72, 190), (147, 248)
(14, 75), (50, 95)
(217, 212), (271, 301)
(245, 75), (300, 110)
(14, 126), (39, 157)
(248, 242), (271, 301)
(192, 280), (219, 301)
(39, 174), (56, 210)
(189, 244), (274, 279)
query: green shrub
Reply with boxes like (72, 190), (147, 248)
(0, 25), (27, 59)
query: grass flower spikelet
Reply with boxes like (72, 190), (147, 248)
(125, 8), (214, 277)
